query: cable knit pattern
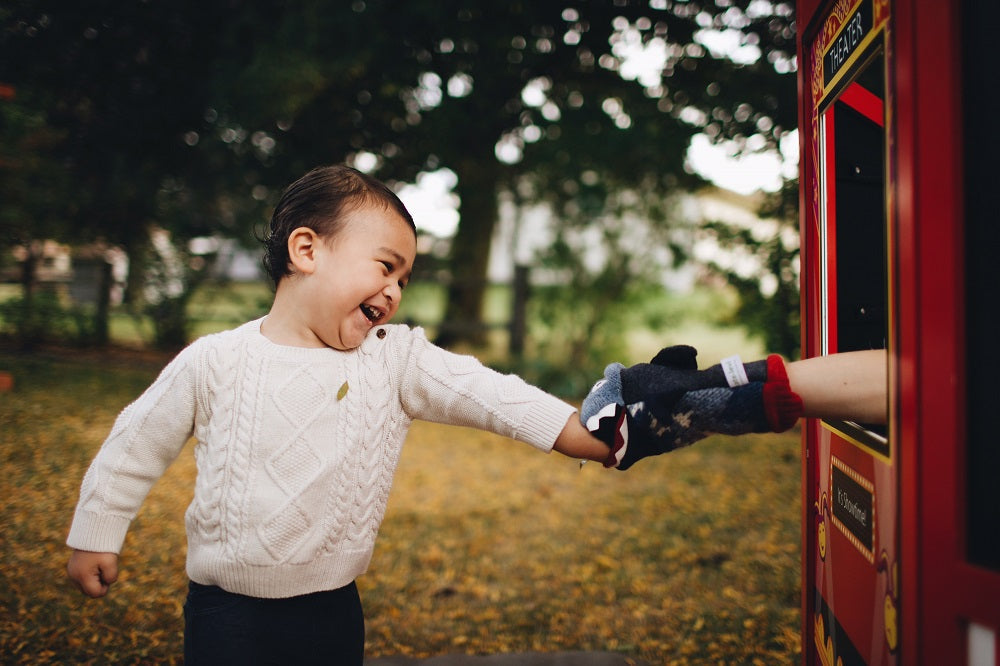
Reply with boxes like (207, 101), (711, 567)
(188, 337), (240, 555)
(67, 318), (576, 599)
(350, 343), (391, 549)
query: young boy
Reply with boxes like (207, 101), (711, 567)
(66, 165), (610, 664)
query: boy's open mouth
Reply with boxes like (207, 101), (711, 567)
(360, 304), (385, 323)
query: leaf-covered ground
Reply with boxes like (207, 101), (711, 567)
(0, 348), (802, 664)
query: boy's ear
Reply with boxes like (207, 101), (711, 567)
(287, 227), (319, 274)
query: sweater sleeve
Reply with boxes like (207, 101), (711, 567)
(66, 342), (200, 554)
(396, 329), (577, 452)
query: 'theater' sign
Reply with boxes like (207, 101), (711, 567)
(824, 0), (872, 87)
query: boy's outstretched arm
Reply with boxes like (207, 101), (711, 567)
(553, 415), (616, 462)
(67, 549), (119, 598)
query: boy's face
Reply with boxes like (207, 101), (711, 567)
(306, 204), (416, 350)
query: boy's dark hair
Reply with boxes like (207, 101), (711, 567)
(263, 165), (416, 286)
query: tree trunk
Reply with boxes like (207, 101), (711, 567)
(18, 241), (37, 301)
(93, 258), (112, 346)
(17, 242), (38, 350)
(435, 162), (501, 348)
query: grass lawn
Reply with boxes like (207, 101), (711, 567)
(0, 343), (802, 664)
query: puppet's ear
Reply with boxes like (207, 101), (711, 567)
(649, 345), (698, 370)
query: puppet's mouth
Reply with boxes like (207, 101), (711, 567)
(360, 304), (385, 323)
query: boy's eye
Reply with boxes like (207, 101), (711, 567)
(380, 258), (408, 289)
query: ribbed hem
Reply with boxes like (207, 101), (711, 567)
(66, 508), (131, 554)
(515, 395), (578, 452)
(187, 549), (372, 599)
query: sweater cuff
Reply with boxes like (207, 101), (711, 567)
(66, 508), (131, 554)
(517, 395), (578, 453)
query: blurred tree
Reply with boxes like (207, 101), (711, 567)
(211, 0), (798, 346)
(0, 83), (76, 347)
(516, 184), (693, 393)
(0, 1), (270, 346)
(701, 177), (800, 359)
(1, 0), (797, 351)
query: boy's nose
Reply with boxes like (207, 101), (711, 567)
(383, 282), (400, 304)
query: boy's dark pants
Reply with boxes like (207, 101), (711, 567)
(184, 580), (365, 665)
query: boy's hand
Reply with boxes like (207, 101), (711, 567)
(581, 345), (802, 470)
(67, 550), (119, 598)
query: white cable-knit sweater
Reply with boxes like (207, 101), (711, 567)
(67, 318), (576, 599)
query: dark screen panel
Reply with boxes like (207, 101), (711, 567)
(834, 100), (887, 354)
(964, 0), (1000, 571)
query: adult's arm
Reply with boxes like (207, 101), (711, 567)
(787, 349), (888, 424)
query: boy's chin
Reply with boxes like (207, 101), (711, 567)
(337, 328), (376, 350)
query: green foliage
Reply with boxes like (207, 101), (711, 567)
(0, 291), (103, 348)
(723, 236), (800, 359)
(1, 0), (798, 349)
(133, 236), (194, 350)
(699, 180), (801, 359)
(493, 181), (694, 393)
(0, 291), (68, 346)
(515, 280), (660, 397)
(348, 1), (796, 341)
(0, 96), (73, 246)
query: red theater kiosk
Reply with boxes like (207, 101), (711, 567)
(795, 0), (999, 663)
